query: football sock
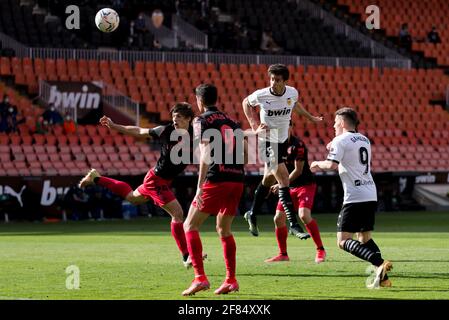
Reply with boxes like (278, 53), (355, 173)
(362, 239), (387, 278)
(250, 182), (270, 215)
(185, 231), (205, 277)
(343, 239), (384, 266)
(94, 177), (132, 199)
(221, 235), (236, 280)
(305, 219), (324, 250)
(362, 239), (381, 255)
(171, 222), (189, 256)
(275, 226), (288, 255)
(278, 187), (299, 226)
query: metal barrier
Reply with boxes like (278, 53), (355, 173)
(1, 32), (411, 69)
(172, 14), (208, 50)
(0, 32), (29, 58)
(297, 0), (407, 61)
(97, 81), (140, 126)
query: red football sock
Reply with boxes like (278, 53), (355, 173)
(275, 226), (288, 255)
(221, 235), (236, 280)
(171, 222), (188, 256)
(185, 230), (205, 278)
(305, 219), (324, 250)
(96, 177), (132, 199)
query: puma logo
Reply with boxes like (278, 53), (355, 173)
(0, 185), (26, 207)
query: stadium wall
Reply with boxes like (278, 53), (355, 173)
(1, 172), (441, 221)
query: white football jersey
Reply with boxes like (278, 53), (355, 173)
(247, 86), (298, 143)
(327, 131), (377, 204)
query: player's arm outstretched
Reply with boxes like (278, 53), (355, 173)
(293, 101), (323, 123)
(310, 139), (340, 173)
(310, 160), (338, 173)
(99, 115), (150, 138)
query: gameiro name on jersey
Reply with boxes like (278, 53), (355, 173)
(247, 86), (298, 143)
(326, 131), (377, 204)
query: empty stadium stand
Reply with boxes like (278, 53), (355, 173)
(1, 59), (449, 176)
(334, 0), (449, 66)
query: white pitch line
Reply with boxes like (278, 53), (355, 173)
(0, 296), (34, 300)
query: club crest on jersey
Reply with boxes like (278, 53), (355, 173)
(287, 98), (292, 106)
(267, 108), (291, 116)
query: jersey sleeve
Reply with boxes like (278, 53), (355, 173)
(291, 87), (299, 104)
(327, 138), (344, 163)
(247, 90), (260, 107)
(148, 125), (166, 139)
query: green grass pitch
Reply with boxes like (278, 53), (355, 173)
(0, 211), (448, 300)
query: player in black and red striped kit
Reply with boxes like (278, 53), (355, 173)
(78, 103), (200, 268)
(182, 84), (247, 296)
(266, 123), (326, 263)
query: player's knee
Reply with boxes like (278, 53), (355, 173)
(170, 210), (184, 223)
(216, 225), (231, 237)
(299, 211), (311, 224)
(338, 239), (346, 249)
(273, 212), (284, 226)
(125, 196), (139, 206)
(184, 220), (193, 232)
(262, 174), (276, 186)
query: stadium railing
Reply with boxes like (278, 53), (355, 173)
(0, 32), (29, 57)
(297, 0), (408, 61)
(96, 81), (140, 126)
(1, 31), (410, 69)
(25, 47), (411, 69)
(172, 14), (208, 50)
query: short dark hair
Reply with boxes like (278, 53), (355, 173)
(170, 102), (195, 120)
(268, 64), (289, 81)
(194, 84), (218, 106)
(335, 107), (359, 128)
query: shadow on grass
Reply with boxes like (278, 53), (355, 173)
(1, 211), (449, 235)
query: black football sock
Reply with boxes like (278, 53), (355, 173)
(278, 187), (299, 226)
(343, 239), (384, 266)
(362, 239), (381, 256)
(362, 239), (387, 278)
(250, 182), (270, 215)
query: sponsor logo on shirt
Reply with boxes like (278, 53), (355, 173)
(267, 108), (291, 116)
(354, 179), (374, 186)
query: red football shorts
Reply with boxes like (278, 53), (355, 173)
(192, 181), (244, 216)
(137, 169), (176, 207)
(276, 183), (317, 212)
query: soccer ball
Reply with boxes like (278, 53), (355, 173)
(95, 8), (120, 33)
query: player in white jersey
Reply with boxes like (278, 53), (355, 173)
(310, 107), (392, 289)
(242, 64), (323, 239)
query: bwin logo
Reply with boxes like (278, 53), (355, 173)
(0, 185), (26, 207)
(267, 108), (291, 116)
(49, 85), (100, 109)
